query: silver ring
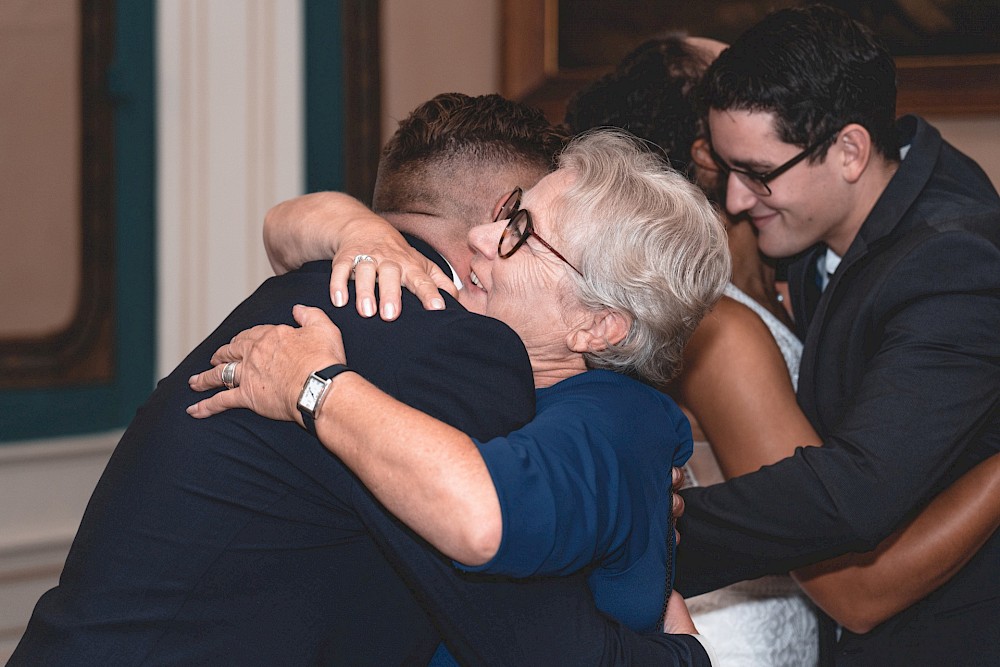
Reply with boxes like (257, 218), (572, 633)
(352, 254), (376, 268)
(221, 361), (239, 390)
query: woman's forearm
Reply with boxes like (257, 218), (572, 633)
(793, 451), (1000, 633)
(186, 305), (504, 563)
(263, 192), (397, 274)
(314, 371), (503, 565)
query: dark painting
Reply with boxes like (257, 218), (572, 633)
(503, 0), (1000, 121)
(558, 0), (1000, 70)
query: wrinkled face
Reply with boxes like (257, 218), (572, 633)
(458, 169), (587, 351)
(708, 108), (850, 258)
(445, 162), (553, 286)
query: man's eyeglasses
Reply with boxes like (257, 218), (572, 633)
(494, 187), (583, 277)
(708, 128), (841, 196)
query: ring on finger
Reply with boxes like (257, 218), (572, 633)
(221, 361), (239, 390)
(352, 254), (376, 269)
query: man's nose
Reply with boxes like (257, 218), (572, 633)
(725, 174), (759, 216)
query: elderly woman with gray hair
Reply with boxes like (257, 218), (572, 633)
(188, 130), (731, 646)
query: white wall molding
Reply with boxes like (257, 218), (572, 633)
(156, 0), (304, 378)
(0, 432), (119, 660)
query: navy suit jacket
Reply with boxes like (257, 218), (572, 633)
(14, 239), (710, 665)
(676, 117), (1000, 664)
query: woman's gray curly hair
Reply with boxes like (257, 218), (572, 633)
(555, 128), (731, 388)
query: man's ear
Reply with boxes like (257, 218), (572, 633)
(690, 137), (718, 173)
(567, 309), (631, 353)
(836, 124), (872, 184)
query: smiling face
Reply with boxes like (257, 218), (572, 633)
(709, 108), (856, 258)
(384, 159), (550, 289)
(459, 170), (591, 369)
(455, 129), (731, 388)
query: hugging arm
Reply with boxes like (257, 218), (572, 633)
(189, 307), (684, 580)
(347, 472), (710, 666)
(187, 302), (710, 664)
(676, 293), (1000, 629)
(673, 297), (818, 479)
(263, 192), (456, 317)
(188, 304), (504, 566)
(793, 451), (1000, 633)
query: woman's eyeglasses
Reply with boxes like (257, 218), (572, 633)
(494, 187), (583, 277)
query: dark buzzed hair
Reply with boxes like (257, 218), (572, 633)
(373, 93), (568, 214)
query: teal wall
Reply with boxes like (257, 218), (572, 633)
(305, 0), (346, 194)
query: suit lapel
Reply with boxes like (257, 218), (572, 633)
(789, 245), (824, 340)
(802, 116), (942, 359)
(795, 116), (943, 428)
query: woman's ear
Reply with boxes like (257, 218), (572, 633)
(567, 309), (631, 353)
(690, 137), (718, 173)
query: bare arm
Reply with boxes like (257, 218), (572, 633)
(675, 298), (818, 478)
(677, 296), (1000, 628)
(314, 365), (503, 566)
(263, 192), (383, 275)
(793, 451), (1000, 633)
(187, 305), (501, 566)
(263, 192), (456, 318)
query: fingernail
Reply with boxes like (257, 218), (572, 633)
(362, 298), (374, 317)
(185, 405), (196, 415)
(188, 375), (197, 386)
(334, 290), (345, 307)
(383, 302), (396, 319)
(431, 298), (445, 310)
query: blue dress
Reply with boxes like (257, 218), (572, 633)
(431, 369), (692, 664)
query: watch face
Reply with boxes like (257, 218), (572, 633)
(299, 375), (327, 414)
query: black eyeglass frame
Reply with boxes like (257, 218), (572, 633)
(493, 187), (584, 277)
(708, 128), (842, 196)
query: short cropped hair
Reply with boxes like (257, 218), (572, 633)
(556, 129), (731, 387)
(373, 93), (568, 215)
(702, 4), (900, 161)
(564, 35), (711, 176)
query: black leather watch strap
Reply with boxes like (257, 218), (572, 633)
(298, 363), (355, 436)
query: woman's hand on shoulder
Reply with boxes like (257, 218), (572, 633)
(186, 305), (345, 424)
(330, 230), (457, 321)
(261, 191), (457, 321)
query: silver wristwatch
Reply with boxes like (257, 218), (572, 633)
(296, 364), (353, 436)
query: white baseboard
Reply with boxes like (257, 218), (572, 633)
(0, 432), (118, 660)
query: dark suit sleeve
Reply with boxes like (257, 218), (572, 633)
(677, 228), (1000, 596)
(349, 303), (711, 666)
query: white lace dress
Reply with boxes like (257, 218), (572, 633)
(684, 284), (819, 666)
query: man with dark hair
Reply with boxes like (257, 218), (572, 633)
(269, 93), (567, 305)
(375, 92), (565, 193)
(675, 5), (1000, 664)
(13, 92), (711, 665)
